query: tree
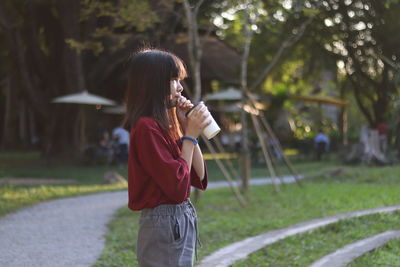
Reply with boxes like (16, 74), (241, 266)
(305, 0), (400, 127)
(0, 0), (158, 156)
(0, 0), (84, 154)
(183, 0), (205, 103)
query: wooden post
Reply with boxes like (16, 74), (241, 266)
(342, 107), (348, 146)
(245, 91), (302, 186)
(262, 130), (286, 186)
(240, 108), (251, 191)
(213, 136), (242, 182)
(250, 113), (280, 192)
(79, 105), (86, 154)
(201, 135), (246, 207)
(259, 114), (303, 187)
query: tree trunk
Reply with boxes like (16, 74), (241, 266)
(1, 76), (19, 149)
(57, 0), (86, 94)
(18, 99), (29, 147)
(183, 0), (204, 102)
(41, 0), (87, 156)
(345, 126), (387, 165)
(395, 122), (400, 152)
(239, 1), (254, 191)
(338, 84), (348, 146)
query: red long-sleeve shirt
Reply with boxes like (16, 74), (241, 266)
(127, 117), (208, 211)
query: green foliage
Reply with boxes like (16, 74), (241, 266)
(67, 0), (159, 54)
(65, 39), (104, 56)
(307, 0), (399, 125)
(212, 0), (400, 137)
(80, 0), (158, 31)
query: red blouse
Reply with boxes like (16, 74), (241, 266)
(127, 117), (208, 211)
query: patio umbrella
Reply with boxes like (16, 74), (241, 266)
(203, 87), (259, 101)
(52, 90), (116, 106)
(214, 101), (268, 115)
(102, 105), (126, 115)
(52, 90), (117, 153)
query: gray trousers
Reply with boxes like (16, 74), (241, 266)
(137, 200), (200, 267)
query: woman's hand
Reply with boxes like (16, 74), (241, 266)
(176, 96), (193, 131)
(185, 102), (212, 138)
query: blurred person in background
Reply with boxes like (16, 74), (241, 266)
(314, 129), (330, 161)
(112, 125), (130, 164)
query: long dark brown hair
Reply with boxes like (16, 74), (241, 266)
(122, 49), (187, 140)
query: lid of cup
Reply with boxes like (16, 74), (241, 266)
(185, 101), (203, 117)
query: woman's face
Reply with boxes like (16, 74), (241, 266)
(169, 79), (183, 107)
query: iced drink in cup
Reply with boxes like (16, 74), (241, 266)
(185, 101), (221, 139)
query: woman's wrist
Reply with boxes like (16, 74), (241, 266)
(180, 136), (198, 145)
(180, 120), (187, 132)
(184, 129), (198, 139)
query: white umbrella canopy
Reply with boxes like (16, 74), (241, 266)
(52, 90), (116, 106)
(51, 90), (117, 154)
(205, 88), (267, 115)
(102, 105), (126, 114)
(213, 101), (267, 115)
(203, 87), (259, 101)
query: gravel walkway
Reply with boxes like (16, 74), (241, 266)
(0, 176), (298, 267)
(0, 191), (127, 267)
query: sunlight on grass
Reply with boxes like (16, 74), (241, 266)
(94, 182), (400, 267)
(236, 212), (400, 266)
(2, 151), (400, 266)
(203, 153), (238, 160)
(0, 184), (127, 217)
(348, 239), (400, 267)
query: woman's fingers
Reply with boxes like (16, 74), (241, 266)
(185, 100), (193, 109)
(190, 107), (210, 126)
(185, 103), (213, 136)
(177, 96), (193, 109)
(191, 103), (207, 117)
(200, 118), (212, 128)
(178, 97), (184, 107)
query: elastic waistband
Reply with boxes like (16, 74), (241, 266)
(141, 199), (194, 217)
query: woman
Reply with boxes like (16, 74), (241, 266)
(123, 48), (211, 267)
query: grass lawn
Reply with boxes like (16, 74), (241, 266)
(2, 151), (400, 266)
(232, 164), (400, 266)
(235, 211), (400, 266)
(94, 171), (400, 267)
(0, 151), (338, 183)
(348, 239), (400, 267)
(0, 151), (128, 184)
(0, 151), (337, 217)
(0, 151), (130, 217)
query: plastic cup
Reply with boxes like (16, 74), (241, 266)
(203, 115), (221, 139)
(185, 102), (221, 140)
